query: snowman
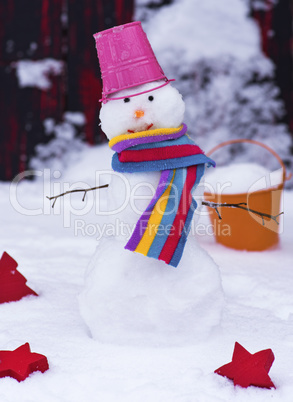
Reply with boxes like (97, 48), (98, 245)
(78, 22), (224, 346)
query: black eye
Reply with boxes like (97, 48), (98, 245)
(148, 95), (154, 101)
(124, 98), (130, 103)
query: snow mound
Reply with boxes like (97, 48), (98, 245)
(205, 163), (283, 194)
(78, 236), (224, 346)
(15, 59), (63, 90)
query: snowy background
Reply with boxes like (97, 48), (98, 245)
(1, 0), (293, 400)
(135, 0), (292, 172)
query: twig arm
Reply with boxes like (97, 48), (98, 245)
(46, 184), (109, 208)
(202, 201), (283, 225)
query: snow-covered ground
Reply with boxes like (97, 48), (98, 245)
(0, 144), (293, 401)
(1, 1), (292, 398)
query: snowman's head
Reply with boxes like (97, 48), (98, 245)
(99, 81), (185, 140)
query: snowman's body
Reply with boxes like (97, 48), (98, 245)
(79, 81), (224, 346)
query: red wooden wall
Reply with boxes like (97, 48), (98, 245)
(251, 0), (293, 135)
(0, 0), (134, 180)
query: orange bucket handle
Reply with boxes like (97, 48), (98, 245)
(206, 139), (292, 184)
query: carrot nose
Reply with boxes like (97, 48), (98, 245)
(134, 110), (144, 118)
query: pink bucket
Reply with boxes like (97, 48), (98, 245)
(93, 21), (171, 102)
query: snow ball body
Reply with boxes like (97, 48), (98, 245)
(79, 81), (224, 346)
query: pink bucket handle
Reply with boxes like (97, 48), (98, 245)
(99, 79), (175, 103)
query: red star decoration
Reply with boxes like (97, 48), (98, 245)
(0, 251), (38, 304)
(215, 342), (275, 389)
(0, 343), (49, 382)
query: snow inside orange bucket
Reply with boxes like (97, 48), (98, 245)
(203, 139), (290, 251)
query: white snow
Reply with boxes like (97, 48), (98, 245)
(247, 0), (278, 10)
(30, 116), (87, 173)
(79, 236), (223, 346)
(137, 0), (260, 66)
(64, 112), (86, 126)
(205, 163), (284, 194)
(15, 59), (63, 90)
(0, 144), (293, 401)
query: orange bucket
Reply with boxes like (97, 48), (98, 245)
(204, 139), (291, 251)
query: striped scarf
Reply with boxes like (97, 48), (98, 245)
(109, 124), (215, 267)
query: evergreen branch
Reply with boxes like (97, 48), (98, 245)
(202, 201), (283, 225)
(46, 184), (109, 208)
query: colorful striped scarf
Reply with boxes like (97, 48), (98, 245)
(109, 124), (215, 267)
